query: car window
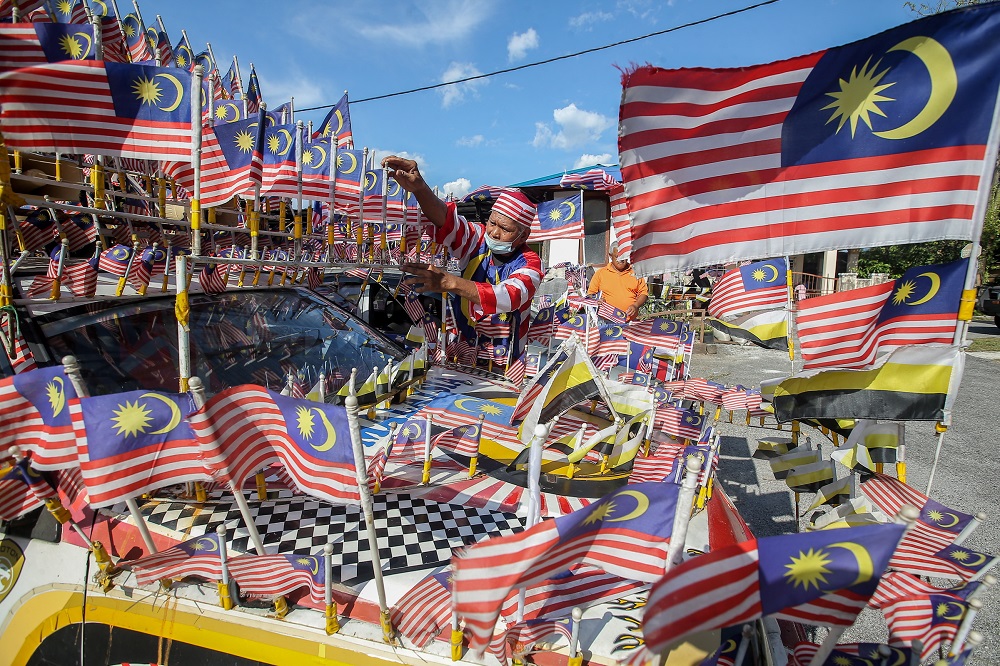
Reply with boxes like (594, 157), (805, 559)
(34, 288), (404, 396)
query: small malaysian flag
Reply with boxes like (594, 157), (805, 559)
(597, 301), (628, 324)
(433, 422), (482, 457)
(227, 553), (352, 605)
(199, 264), (230, 293)
(390, 571), (452, 648)
(654, 405), (704, 440)
(559, 168), (619, 190)
(17, 209), (55, 251)
(402, 293), (426, 323)
(506, 353), (526, 385)
(128, 533), (225, 586)
(0, 457), (50, 521)
(870, 571), (983, 609)
(882, 593), (968, 662)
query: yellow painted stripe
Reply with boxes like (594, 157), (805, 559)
(4, 587), (407, 666)
(773, 361), (953, 397)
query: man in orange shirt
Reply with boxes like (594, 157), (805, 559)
(587, 243), (648, 320)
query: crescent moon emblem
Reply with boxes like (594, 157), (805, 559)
(92, 0), (108, 16)
(720, 639), (738, 655)
(953, 550), (988, 567)
(339, 151), (358, 175)
(364, 171), (377, 191)
(218, 102), (239, 121)
(763, 263), (780, 283)
(825, 541), (874, 588)
(73, 31), (93, 59)
(177, 45), (192, 67)
(277, 128), (293, 156)
(569, 315), (584, 327)
(333, 109), (344, 136)
(609, 326), (622, 337)
(907, 271), (941, 306)
(886, 649), (907, 666)
(387, 180), (401, 197)
(309, 408), (338, 452)
(938, 601), (965, 621)
(142, 392), (182, 435)
(453, 398), (481, 413)
(560, 199), (577, 221)
(155, 73), (185, 113)
(195, 537), (219, 552)
(311, 144), (327, 168)
(873, 37), (957, 140)
(604, 490), (649, 522)
(50, 377), (66, 417)
(929, 510), (960, 529)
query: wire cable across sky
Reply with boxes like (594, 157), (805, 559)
(298, 0), (782, 111)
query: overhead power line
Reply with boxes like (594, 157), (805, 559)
(298, 0), (782, 111)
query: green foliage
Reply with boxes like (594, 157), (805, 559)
(856, 240), (966, 278)
(904, 0), (983, 15)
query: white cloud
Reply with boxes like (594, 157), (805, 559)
(532, 104), (613, 150)
(442, 177), (472, 199)
(369, 148), (428, 170)
(292, 0), (494, 49)
(257, 69), (327, 108)
(507, 28), (538, 62)
(575, 153), (614, 168)
(457, 135), (485, 147)
(440, 62), (487, 108)
(569, 11), (613, 30)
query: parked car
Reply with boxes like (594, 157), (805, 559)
(977, 282), (1000, 328)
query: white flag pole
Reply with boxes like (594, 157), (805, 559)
(664, 455), (702, 571)
(345, 377), (393, 643)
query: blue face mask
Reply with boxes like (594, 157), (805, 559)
(484, 235), (515, 255)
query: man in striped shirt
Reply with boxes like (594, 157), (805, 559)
(382, 156), (542, 367)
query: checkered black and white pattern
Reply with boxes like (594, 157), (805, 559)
(136, 493), (523, 585)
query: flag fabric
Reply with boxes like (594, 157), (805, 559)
(121, 12), (152, 62)
(870, 570), (983, 609)
(17, 208), (55, 252)
(609, 184), (633, 261)
(622, 317), (685, 350)
(172, 32), (194, 69)
(618, 4), (1000, 273)
(314, 92), (352, 147)
(171, 112), (267, 207)
(505, 618), (573, 658)
(653, 405), (704, 441)
(433, 422), (482, 457)
(0, 457), (50, 520)
(259, 122), (298, 197)
(559, 168), (619, 190)
(783, 460), (835, 493)
(0, 60), (192, 159)
(198, 264), (230, 293)
(227, 553), (345, 605)
(187, 385), (360, 505)
(0, 23), (97, 75)
(128, 532), (224, 586)
(641, 523), (905, 655)
(69, 389), (212, 507)
(300, 136), (334, 199)
(530, 192), (584, 241)
(244, 65), (261, 112)
(711, 307), (792, 350)
(499, 565), (646, 622)
(453, 481), (680, 653)
(797, 259), (967, 370)
(597, 301), (628, 324)
(0, 366), (79, 469)
(789, 642), (911, 666)
(390, 570), (453, 647)
(510, 337), (615, 444)
(0, 317), (38, 375)
(882, 593), (968, 662)
(765, 344), (964, 423)
(707, 259), (788, 319)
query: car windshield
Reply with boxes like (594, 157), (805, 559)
(33, 288), (405, 396)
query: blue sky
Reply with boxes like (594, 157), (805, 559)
(146, 0), (921, 197)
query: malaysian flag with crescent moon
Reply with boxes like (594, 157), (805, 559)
(128, 532), (225, 586)
(0, 60), (192, 159)
(187, 385), (359, 505)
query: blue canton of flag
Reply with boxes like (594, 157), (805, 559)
(739, 258), (787, 292)
(270, 391), (355, 468)
(35, 23), (96, 62)
(877, 259), (967, 324)
(106, 61), (191, 124)
(314, 92), (352, 147)
(172, 33), (193, 69)
(532, 192), (584, 241)
(1, 366), (79, 469)
(758, 523), (905, 614)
